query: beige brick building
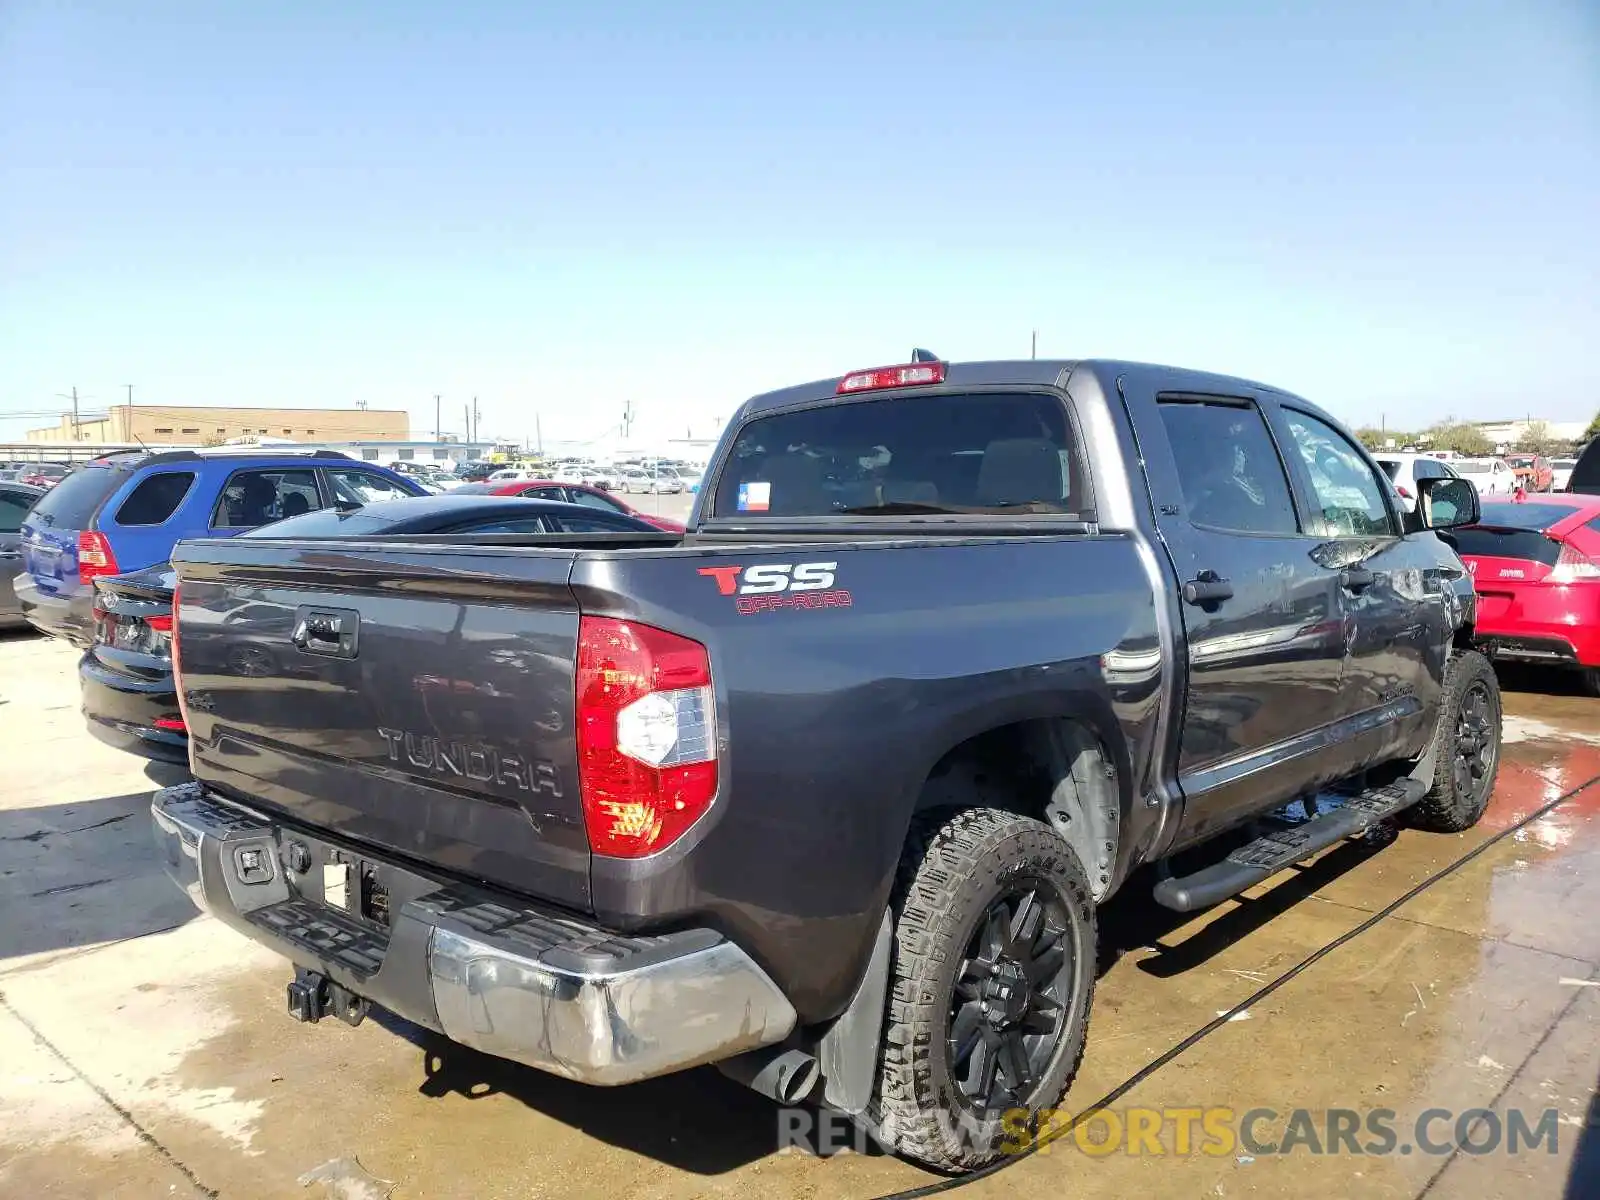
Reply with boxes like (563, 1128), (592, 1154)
(27, 404), (410, 445)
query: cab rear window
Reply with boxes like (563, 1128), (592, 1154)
(710, 391), (1087, 519)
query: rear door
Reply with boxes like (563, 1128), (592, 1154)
(1132, 388), (1353, 844)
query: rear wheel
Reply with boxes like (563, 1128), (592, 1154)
(1580, 668), (1600, 699)
(867, 807), (1095, 1172)
(1410, 650), (1502, 832)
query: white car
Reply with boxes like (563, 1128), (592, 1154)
(1551, 458), (1579, 492)
(1453, 457), (1518, 497)
(1374, 453), (1463, 513)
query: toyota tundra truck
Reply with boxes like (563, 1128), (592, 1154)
(151, 357), (1498, 1171)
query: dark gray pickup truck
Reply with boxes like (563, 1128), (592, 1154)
(151, 357), (1498, 1170)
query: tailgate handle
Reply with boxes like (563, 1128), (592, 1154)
(291, 606), (360, 659)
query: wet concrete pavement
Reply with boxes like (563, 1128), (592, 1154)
(2, 635), (1597, 1199)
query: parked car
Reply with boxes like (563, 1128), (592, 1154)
(16, 449), (426, 646)
(455, 460), (499, 483)
(0, 481), (45, 628)
(1448, 494), (1600, 695)
(1375, 452), (1463, 514)
(1550, 458), (1579, 492)
(152, 356), (1494, 1173)
(20, 463), (71, 488)
(80, 562), (186, 761)
(452, 478), (686, 532)
(1453, 457), (1518, 497)
(1504, 454), (1554, 493)
(614, 466), (685, 495)
(554, 463), (615, 491)
(81, 496), (669, 764)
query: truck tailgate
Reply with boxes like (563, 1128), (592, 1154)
(172, 540), (593, 911)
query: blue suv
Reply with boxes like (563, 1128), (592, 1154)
(15, 449), (426, 644)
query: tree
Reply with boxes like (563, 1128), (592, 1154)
(1515, 420), (1563, 456)
(1424, 418), (1492, 456)
(1585, 410), (1600, 444)
(1355, 426), (1417, 451)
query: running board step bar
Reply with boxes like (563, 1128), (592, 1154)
(1153, 778), (1427, 913)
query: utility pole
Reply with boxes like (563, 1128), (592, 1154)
(472, 397), (480, 447)
(434, 395), (441, 442)
(535, 413), (543, 455)
(1031, 330), (1037, 360)
(125, 384), (134, 406)
(463, 404), (470, 446)
(56, 388), (83, 440)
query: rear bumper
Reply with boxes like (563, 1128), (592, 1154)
(150, 784), (797, 1085)
(1473, 592), (1600, 669)
(15, 577), (93, 646)
(80, 654), (188, 763)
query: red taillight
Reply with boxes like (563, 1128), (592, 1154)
(77, 532), (119, 585)
(153, 717), (187, 732)
(837, 361), (947, 394)
(1548, 542), (1600, 584)
(1396, 485), (1412, 499)
(575, 617), (717, 859)
(145, 613), (173, 633)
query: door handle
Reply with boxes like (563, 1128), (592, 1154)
(1340, 567), (1377, 592)
(1182, 572), (1234, 606)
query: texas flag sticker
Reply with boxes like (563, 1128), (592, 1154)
(737, 481), (771, 512)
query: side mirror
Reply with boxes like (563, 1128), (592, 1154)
(1417, 476), (1479, 530)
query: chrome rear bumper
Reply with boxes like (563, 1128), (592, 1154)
(150, 783), (796, 1085)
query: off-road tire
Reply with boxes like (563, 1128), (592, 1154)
(1410, 650), (1502, 832)
(865, 807), (1096, 1173)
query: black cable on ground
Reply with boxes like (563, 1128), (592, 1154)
(873, 770), (1600, 1200)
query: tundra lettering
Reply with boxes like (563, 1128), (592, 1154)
(376, 727), (562, 797)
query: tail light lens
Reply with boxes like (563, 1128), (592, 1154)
(575, 617), (717, 858)
(77, 532), (119, 585)
(1548, 543), (1600, 583)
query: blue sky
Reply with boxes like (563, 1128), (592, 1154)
(2, 0), (1596, 446)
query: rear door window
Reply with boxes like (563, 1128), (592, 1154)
(449, 517), (555, 534)
(114, 471), (195, 526)
(23, 466), (128, 530)
(569, 489), (628, 513)
(1157, 400), (1298, 535)
(712, 391), (1086, 518)
(547, 513), (643, 533)
(212, 470), (322, 529)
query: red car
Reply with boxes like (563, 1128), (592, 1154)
(1505, 454), (1554, 493)
(1451, 493), (1600, 695)
(453, 479), (686, 533)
